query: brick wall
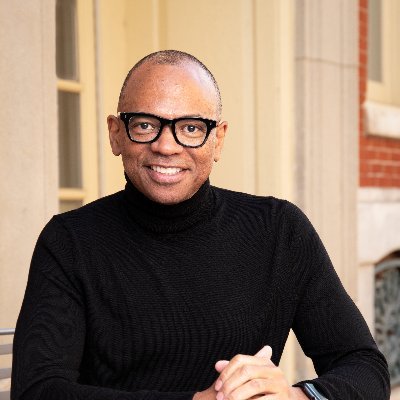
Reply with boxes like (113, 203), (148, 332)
(359, 0), (400, 187)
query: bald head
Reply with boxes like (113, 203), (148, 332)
(118, 50), (222, 118)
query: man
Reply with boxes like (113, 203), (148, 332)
(12, 50), (389, 400)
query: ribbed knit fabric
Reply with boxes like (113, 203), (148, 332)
(11, 177), (390, 400)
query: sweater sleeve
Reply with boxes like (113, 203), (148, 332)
(285, 203), (390, 399)
(11, 217), (195, 400)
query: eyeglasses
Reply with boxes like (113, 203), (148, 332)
(118, 112), (218, 148)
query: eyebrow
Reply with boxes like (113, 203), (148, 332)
(119, 112), (209, 120)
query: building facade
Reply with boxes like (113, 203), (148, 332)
(358, 0), (400, 393)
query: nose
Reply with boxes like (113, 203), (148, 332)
(150, 124), (183, 155)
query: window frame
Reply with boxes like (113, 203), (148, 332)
(367, 0), (400, 106)
(57, 0), (98, 210)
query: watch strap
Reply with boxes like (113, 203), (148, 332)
(300, 383), (328, 400)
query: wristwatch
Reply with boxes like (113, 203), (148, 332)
(299, 383), (328, 400)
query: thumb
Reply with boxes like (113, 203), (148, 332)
(254, 345), (273, 360)
(215, 359), (229, 373)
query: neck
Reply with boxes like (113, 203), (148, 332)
(123, 174), (215, 233)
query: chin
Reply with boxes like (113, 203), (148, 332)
(147, 189), (193, 205)
(151, 195), (188, 205)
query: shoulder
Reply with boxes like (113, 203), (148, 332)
(40, 191), (124, 244)
(55, 191), (124, 228)
(212, 185), (284, 208)
(212, 186), (307, 221)
(58, 190), (124, 220)
(212, 186), (316, 243)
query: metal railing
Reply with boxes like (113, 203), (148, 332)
(0, 330), (14, 337)
(0, 328), (14, 400)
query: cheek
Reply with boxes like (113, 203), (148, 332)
(120, 148), (142, 175)
(194, 147), (215, 178)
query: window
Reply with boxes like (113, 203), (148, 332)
(366, 0), (400, 138)
(367, 0), (400, 105)
(368, 0), (382, 83)
(56, 0), (98, 212)
(375, 255), (400, 387)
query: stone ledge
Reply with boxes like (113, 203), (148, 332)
(364, 100), (400, 139)
(358, 187), (400, 203)
(358, 188), (400, 263)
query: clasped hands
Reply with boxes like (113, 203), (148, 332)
(194, 346), (307, 400)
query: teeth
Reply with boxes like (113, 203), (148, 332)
(151, 166), (182, 175)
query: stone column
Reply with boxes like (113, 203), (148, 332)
(0, 0), (57, 329)
(295, 0), (359, 296)
(294, 0), (359, 380)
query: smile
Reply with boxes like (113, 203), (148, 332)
(150, 165), (183, 175)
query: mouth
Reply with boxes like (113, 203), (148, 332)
(146, 164), (187, 184)
(149, 165), (183, 175)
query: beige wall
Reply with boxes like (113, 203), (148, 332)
(0, 0), (57, 330)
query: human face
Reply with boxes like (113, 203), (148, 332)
(108, 63), (227, 205)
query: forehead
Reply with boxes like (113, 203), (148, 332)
(121, 63), (218, 119)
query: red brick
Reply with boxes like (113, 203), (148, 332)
(360, 52), (368, 65)
(360, 23), (368, 39)
(360, 148), (369, 160)
(360, 0), (368, 11)
(360, 162), (369, 174)
(377, 152), (391, 160)
(382, 178), (393, 187)
(360, 37), (367, 50)
(370, 164), (383, 173)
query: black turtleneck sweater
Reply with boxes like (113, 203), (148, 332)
(11, 179), (390, 400)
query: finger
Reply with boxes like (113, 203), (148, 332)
(227, 375), (289, 400)
(218, 364), (275, 397)
(216, 347), (272, 377)
(217, 346), (272, 379)
(226, 378), (273, 400)
(215, 360), (230, 373)
(216, 355), (268, 391)
(254, 346), (272, 360)
(254, 346), (275, 367)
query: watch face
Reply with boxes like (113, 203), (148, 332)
(302, 383), (328, 400)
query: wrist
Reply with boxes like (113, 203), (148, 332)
(290, 387), (310, 400)
(294, 383), (329, 400)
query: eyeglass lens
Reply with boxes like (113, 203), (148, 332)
(127, 115), (208, 147)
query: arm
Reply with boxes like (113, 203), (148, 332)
(287, 203), (390, 399)
(202, 203), (390, 400)
(11, 217), (194, 400)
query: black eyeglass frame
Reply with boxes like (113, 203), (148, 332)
(118, 112), (218, 148)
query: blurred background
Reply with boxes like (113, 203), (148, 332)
(1, 0), (399, 398)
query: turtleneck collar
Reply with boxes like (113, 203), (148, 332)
(123, 174), (215, 234)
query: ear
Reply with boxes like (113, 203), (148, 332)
(107, 115), (123, 156)
(213, 121), (228, 162)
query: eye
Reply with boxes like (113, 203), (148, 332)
(184, 125), (199, 133)
(138, 122), (152, 130)
(128, 117), (159, 135)
(178, 121), (207, 135)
